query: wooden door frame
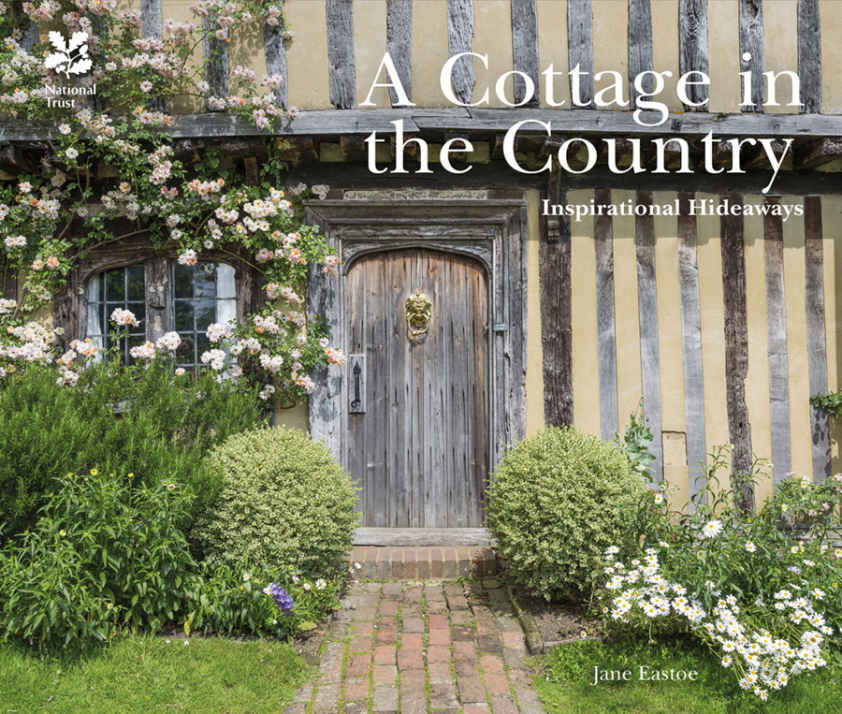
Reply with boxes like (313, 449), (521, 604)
(304, 196), (528, 482)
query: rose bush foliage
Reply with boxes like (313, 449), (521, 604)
(0, 0), (343, 404)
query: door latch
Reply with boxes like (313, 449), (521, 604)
(349, 354), (366, 413)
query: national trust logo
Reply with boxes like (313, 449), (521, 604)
(43, 31), (96, 108)
(44, 31), (92, 78)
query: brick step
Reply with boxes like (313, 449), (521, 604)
(350, 546), (497, 580)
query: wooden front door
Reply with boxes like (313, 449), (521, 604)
(345, 248), (489, 527)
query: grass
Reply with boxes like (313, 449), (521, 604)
(0, 635), (310, 713)
(535, 636), (842, 714)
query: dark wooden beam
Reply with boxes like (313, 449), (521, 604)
(447, 0), (475, 105)
(679, 0), (709, 109)
(539, 172), (573, 427)
(635, 190), (663, 482)
(796, 137), (842, 169)
(798, 0), (821, 113)
(263, 16), (288, 109)
(764, 200), (792, 485)
(567, 0), (593, 106)
(804, 196), (830, 481)
(511, 0), (539, 107)
(720, 194), (753, 512)
(677, 193), (707, 504)
(628, 0), (654, 109)
(594, 188), (619, 441)
(386, 0), (413, 105)
(326, 0), (356, 109)
(5, 108), (842, 141)
(739, 0), (765, 112)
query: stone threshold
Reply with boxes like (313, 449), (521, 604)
(354, 527), (494, 547)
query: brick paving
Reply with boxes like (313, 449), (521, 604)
(286, 578), (543, 713)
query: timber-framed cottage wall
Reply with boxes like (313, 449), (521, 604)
(6, 0), (842, 521)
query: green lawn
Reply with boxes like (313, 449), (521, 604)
(535, 637), (842, 714)
(0, 636), (310, 714)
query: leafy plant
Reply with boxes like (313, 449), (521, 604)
(810, 391), (842, 418)
(594, 448), (842, 702)
(486, 427), (648, 601)
(191, 562), (342, 640)
(0, 471), (200, 652)
(0, 361), (265, 540)
(193, 427), (359, 578)
(616, 403), (656, 481)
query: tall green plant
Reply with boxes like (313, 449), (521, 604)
(0, 361), (266, 539)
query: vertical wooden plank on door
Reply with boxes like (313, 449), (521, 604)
(387, 254), (402, 526)
(595, 188), (619, 441)
(347, 259), (365, 520)
(677, 193), (707, 502)
(764, 202), (792, 485)
(805, 197), (831, 481)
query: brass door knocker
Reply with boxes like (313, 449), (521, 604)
(405, 291), (432, 340)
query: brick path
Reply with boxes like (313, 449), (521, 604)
(286, 578), (543, 713)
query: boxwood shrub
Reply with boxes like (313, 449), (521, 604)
(486, 426), (647, 601)
(194, 427), (358, 578)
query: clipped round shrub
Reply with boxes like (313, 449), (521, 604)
(194, 426), (358, 577)
(486, 427), (646, 601)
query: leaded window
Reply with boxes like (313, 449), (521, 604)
(85, 264), (146, 362)
(85, 260), (237, 366)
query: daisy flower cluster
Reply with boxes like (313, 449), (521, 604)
(599, 542), (833, 701)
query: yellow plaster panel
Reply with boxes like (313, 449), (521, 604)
(162, 0), (204, 113)
(472, 0), (515, 107)
(536, 0), (570, 108)
(651, 0), (682, 113)
(696, 199), (730, 486)
(412, 0), (449, 106)
(742, 197), (773, 504)
(707, 0), (740, 113)
(612, 191), (642, 430)
(526, 190), (545, 435)
(355, 0), (391, 108)
(820, 0), (842, 113)
(822, 195), (842, 473)
(592, 0), (629, 110)
(783, 202), (813, 480)
(286, 0), (331, 109)
(763, 0), (799, 115)
(570, 189), (600, 436)
(653, 193), (688, 505)
(275, 403), (309, 431)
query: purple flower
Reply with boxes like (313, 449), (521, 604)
(265, 582), (294, 614)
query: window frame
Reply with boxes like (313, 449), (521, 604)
(52, 237), (262, 351)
